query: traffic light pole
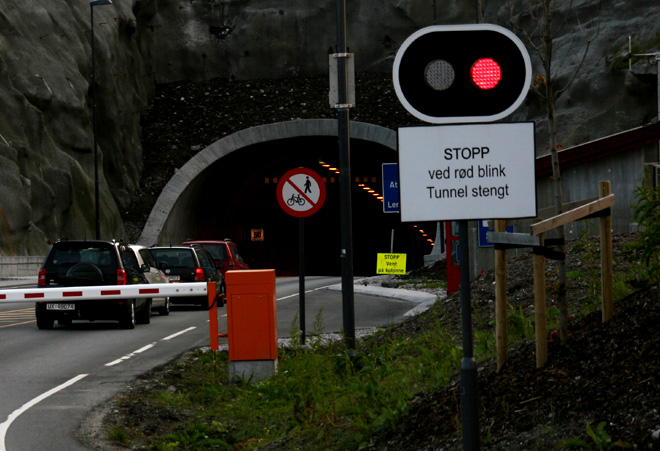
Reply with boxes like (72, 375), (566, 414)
(299, 217), (306, 345)
(459, 220), (479, 450)
(336, 0), (355, 349)
(457, 11), (481, 451)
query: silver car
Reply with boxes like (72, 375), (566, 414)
(131, 244), (171, 316)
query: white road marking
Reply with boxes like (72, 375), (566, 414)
(0, 374), (88, 451)
(162, 326), (196, 341)
(105, 342), (156, 367)
(277, 284), (334, 301)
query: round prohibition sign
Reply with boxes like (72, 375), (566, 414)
(277, 168), (326, 218)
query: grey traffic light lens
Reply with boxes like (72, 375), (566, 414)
(424, 59), (455, 91)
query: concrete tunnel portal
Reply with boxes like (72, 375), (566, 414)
(138, 119), (437, 276)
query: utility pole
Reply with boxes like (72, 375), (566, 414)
(335, 0), (355, 349)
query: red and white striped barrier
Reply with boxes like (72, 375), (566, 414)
(0, 283), (207, 303)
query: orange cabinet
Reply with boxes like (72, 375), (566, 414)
(225, 269), (277, 361)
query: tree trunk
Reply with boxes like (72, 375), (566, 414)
(548, 95), (569, 343)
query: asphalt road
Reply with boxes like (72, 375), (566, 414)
(0, 276), (415, 450)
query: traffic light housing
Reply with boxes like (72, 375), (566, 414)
(393, 24), (532, 124)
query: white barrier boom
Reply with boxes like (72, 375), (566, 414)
(0, 283), (207, 303)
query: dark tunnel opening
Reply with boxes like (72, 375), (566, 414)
(179, 136), (437, 276)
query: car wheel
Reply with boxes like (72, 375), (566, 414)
(119, 300), (136, 329)
(137, 299), (151, 325)
(36, 311), (54, 330)
(158, 298), (171, 316)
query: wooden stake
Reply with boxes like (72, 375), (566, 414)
(495, 220), (508, 371)
(600, 181), (614, 322)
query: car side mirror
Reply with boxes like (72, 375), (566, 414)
(141, 264), (150, 273)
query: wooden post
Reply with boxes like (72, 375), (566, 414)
(494, 220), (508, 371)
(207, 282), (219, 351)
(599, 181), (614, 322)
(533, 225), (548, 369)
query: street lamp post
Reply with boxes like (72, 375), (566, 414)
(90, 0), (112, 240)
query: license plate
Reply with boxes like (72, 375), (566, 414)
(167, 275), (180, 281)
(46, 304), (75, 311)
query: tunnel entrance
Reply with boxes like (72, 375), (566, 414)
(140, 121), (438, 276)
(179, 136), (435, 275)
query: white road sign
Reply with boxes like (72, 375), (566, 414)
(398, 122), (536, 222)
(276, 168), (326, 218)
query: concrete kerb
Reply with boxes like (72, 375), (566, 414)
(0, 277), (38, 289)
(327, 281), (442, 317)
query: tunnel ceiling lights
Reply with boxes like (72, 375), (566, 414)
(324, 158), (435, 246)
(317, 160), (402, 207)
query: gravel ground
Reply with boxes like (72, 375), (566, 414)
(372, 233), (660, 450)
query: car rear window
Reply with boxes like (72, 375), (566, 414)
(199, 244), (228, 261)
(150, 248), (196, 268)
(46, 243), (117, 270)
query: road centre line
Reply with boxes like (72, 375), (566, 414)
(1, 325), (200, 447)
(0, 373), (88, 451)
(162, 326), (196, 341)
(277, 284), (334, 301)
(105, 342), (156, 367)
(105, 326), (198, 366)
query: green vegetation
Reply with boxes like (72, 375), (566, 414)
(626, 180), (660, 285)
(104, 184), (660, 450)
(106, 315), (463, 450)
(555, 421), (632, 449)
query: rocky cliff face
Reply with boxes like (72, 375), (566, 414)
(0, 0), (657, 255)
(0, 0), (153, 254)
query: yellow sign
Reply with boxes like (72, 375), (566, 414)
(376, 253), (407, 275)
(251, 229), (264, 241)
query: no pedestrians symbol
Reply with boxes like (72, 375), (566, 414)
(277, 168), (326, 218)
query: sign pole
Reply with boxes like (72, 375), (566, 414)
(298, 217), (306, 345)
(276, 167), (326, 346)
(459, 220), (479, 450)
(336, 0), (355, 349)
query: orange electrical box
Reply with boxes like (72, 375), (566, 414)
(225, 269), (277, 361)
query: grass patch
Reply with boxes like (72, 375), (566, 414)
(106, 318), (462, 450)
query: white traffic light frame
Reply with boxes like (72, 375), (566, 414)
(393, 24), (532, 124)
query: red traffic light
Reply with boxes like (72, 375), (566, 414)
(393, 24), (531, 124)
(471, 58), (501, 90)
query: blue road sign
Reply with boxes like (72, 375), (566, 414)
(478, 220), (514, 247)
(382, 163), (400, 213)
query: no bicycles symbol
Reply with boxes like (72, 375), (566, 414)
(277, 168), (326, 218)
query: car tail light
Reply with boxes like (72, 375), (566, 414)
(38, 268), (47, 286)
(194, 268), (204, 282)
(117, 269), (127, 285)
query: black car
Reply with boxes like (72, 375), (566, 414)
(36, 240), (152, 329)
(149, 245), (223, 307)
